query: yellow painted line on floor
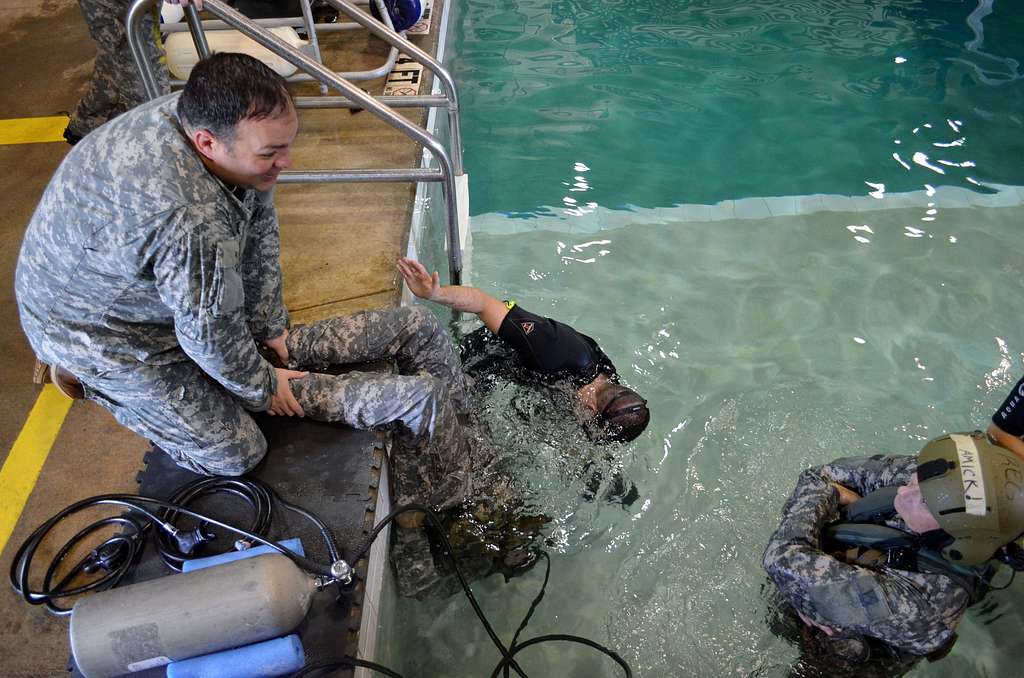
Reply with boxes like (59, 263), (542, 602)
(0, 116), (69, 145)
(0, 385), (73, 555)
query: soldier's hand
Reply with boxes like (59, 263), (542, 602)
(263, 330), (290, 367)
(796, 609), (836, 636)
(397, 257), (441, 300)
(270, 368), (307, 416)
(832, 483), (861, 506)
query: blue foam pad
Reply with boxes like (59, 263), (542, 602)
(166, 634), (304, 678)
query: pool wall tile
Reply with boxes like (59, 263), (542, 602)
(795, 194), (824, 214)
(734, 197), (772, 219)
(469, 184), (1024, 234)
(764, 196), (798, 217)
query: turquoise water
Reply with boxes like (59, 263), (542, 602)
(455, 0), (1024, 214)
(387, 1), (1024, 676)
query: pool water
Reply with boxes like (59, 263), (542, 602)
(386, 1), (1024, 676)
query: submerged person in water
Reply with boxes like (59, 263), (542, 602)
(397, 257), (650, 444)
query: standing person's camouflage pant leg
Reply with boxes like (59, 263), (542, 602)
(69, 0), (171, 140)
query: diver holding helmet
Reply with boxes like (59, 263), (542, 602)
(397, 257), (650, 444)
(763, 432), (1024, 675)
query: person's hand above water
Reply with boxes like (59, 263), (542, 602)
(397, 257), (441, 301)
(165, 0), (204, 9)
(796, 609), (837, 636)
(269, 368), (307, 416)
(987, 422), (1024, 462)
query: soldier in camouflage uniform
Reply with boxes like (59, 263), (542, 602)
(66, 0), (179, 143)
(763, 432), (1024, 672)
(16, 53), (474, 597)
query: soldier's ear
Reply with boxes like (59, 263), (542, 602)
(190, 128), (221, 161)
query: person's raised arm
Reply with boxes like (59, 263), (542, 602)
(987, 422), (1024, 461)
(397, 257), (510, 333)
(990, 376), (1024, 462)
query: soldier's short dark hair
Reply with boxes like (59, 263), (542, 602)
(177, 52), (292, 141)
(595, 383), (650, 443)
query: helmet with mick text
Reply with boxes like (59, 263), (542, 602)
(916, 431), (1024, 565)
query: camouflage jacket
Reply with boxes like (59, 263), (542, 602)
(762, 455), (971, 657)
(15, 94), (286, 410)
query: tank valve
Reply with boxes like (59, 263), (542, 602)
(314, 560), (354, 589)
(330, 560), (353, 585)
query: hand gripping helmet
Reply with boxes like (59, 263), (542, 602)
(916, 431), (1024, 565)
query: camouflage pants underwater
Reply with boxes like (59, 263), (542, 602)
(70, 0), (170, 137)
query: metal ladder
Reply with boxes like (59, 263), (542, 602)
(126, 0), (466, 284)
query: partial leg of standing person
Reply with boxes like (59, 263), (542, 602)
(67, 0), (171, 143)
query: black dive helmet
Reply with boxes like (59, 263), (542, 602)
(917, 432), (1024, 565)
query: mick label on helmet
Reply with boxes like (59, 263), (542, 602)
(951, 433), (987, 516)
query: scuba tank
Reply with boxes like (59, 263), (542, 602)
(69, 554), (316, 677)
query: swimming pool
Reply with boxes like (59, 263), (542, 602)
(385, 1), (1024, 675)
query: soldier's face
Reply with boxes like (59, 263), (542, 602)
(894, 473), (941, 534)
(211, 106), (299, 191)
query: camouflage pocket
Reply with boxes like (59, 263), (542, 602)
(211, 240), (243, 317)
(807, 574), (894, 629)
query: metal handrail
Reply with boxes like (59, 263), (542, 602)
(125, 0), (463, 283)
(323, 0), (465, 176)
(162, 0), (403, 86)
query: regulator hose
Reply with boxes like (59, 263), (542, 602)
(9, 486), (340, 614)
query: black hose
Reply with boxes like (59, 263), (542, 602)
(293, 658), (404, 677)
(9, 492), (336, 613)
(503, 552), (550, 678)
(490, 634), (633, 678)
(351, 504), (528, 678)
(11, 484), (632, 678)
(153, 477), (342, 571)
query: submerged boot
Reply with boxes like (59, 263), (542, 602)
(391, 528), (442, 599)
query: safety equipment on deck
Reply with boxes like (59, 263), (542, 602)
(164, 27), (308, 80)
(369, 0), (422, 32)
(69, 554), (314, 677)
(916, 431), (1024, 565)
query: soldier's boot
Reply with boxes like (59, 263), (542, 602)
(391, 528), (442, 598)
(34, 360), (84, 399)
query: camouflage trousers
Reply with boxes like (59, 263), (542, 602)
(70, 0), (170, 137)
(83, 307), (470, 498)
